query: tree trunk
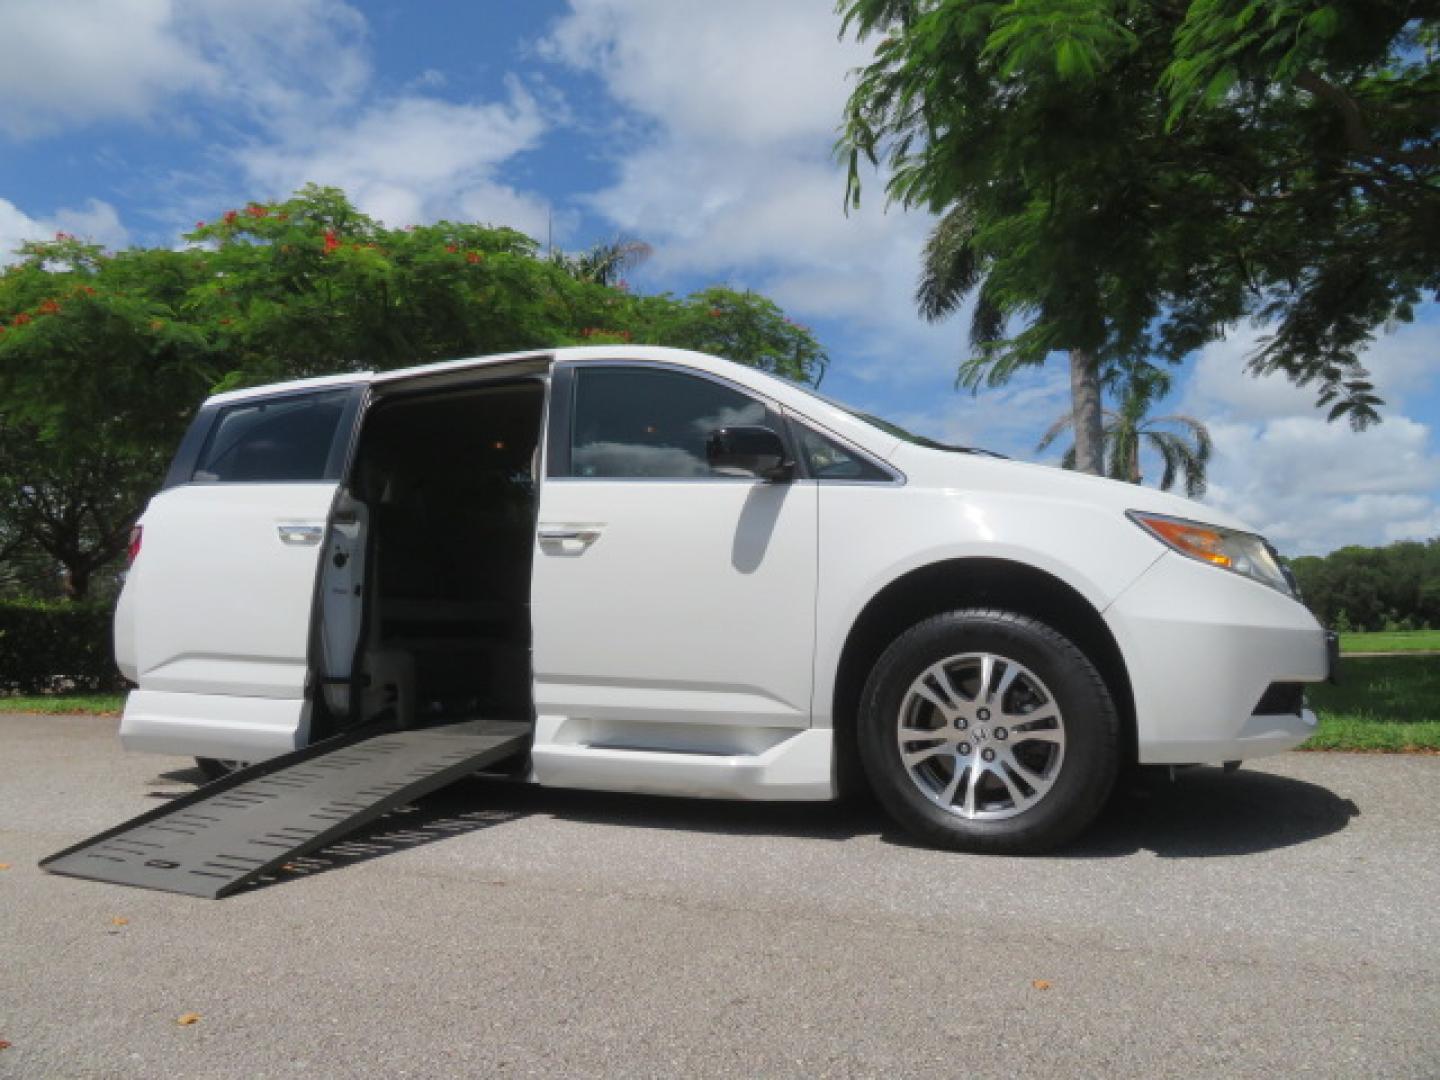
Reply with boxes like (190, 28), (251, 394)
(1069, 348), (1104, 476)
(61, 562), (90, 601)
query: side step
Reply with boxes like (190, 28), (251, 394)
(41, 719), (529, 898)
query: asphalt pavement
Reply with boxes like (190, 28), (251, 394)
(2, 712), (1437, 1079)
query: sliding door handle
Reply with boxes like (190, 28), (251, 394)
(538, 525), (603, 554)
(277, 524), (325, 547)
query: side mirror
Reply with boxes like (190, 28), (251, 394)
(705, 425), (794, 482)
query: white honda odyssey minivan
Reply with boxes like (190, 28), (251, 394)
(112, 346), (1334, 853)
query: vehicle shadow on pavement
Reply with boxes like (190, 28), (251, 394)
(161, 762), (1359, 894)
(1066, 765), (1360, 859)
(468, 765), (1360, 860)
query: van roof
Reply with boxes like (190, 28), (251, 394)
(204, 346), (777, 405)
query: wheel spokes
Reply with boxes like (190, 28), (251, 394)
(896, 651), (1066, 821)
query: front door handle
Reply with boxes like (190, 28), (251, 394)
(277, 524), (325, 547)
(538, 525), (603, 555)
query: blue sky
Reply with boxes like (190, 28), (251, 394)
(2, 0), (1437, 555)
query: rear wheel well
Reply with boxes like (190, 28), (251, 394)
(832, 559), (1136, 798)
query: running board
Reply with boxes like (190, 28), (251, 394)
(41, 719), (529, 899)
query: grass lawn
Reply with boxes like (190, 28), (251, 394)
(0, 692), (123, 715)
(1340, 629), (1440, 654)
(1304, 655), (1440, 752)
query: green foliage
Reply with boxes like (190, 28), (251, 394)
(634, 287), (829, 384)
(1288, 538), (1440, 631)
(838, 0), (1439, 430)
(0, 236), (219, 599)
(0, 186), (826, 600)
(0, 599), (121, 693)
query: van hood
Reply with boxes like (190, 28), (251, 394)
(888, 442), (1257, 536)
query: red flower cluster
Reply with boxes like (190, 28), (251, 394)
(323, 230), (340, 254)
(12, 313), (32, 326)
(245, 204), (268, 218)
(707, 307), (723, 318)
(445, 244), (458, 254)
(466, 251), (482, 264)
(53, 231), (72, 241)
(195, 221), (206, 229)
(37, 299), (61, 315)
(223, 210), (238, 225)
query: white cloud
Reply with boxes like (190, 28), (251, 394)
(237, 84), (553, 237)
(0, 0), (556, 241)
(1185, 319), (1440, 420)
(543, 0), (962, 385)
(0, 0), (368, 139)
(0, 196), (129, 264)
(1185, 330), (1440, 554)
(541, 0), (869, 146)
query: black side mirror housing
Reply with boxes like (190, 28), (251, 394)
(705, 425), (794, 482)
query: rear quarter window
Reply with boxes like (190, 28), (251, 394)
(192, 389), (354, 483)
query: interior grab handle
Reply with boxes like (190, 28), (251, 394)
(277, 524), (325, 547)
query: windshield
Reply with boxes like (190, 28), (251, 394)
(785, 380), (1005, 457)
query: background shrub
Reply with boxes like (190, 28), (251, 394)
(0, 599), (121, 693)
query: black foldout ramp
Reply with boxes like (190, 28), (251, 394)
(40, 719), (529, 898)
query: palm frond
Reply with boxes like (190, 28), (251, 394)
(1036, 413), (1073, 453)
(1146, 431), (1182, 492)
(917, 206), (981, 323)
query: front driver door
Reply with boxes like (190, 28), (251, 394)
(531, 362), (818, 747)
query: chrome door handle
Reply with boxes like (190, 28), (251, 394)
(277, 524), (324, 546)
(538, 525), (602, 554)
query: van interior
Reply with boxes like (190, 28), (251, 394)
(319, 378), (545, 744)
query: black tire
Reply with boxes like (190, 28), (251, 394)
(858, 609), (1119, 854)
(194, 757), (247, 783)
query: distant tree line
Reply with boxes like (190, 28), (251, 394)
(1288, 539), (1440, 632)
(0, 185), (826, 602)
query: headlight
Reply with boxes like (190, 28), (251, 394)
(1127, 511), (1295, 597)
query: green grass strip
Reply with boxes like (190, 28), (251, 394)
(1340, 630), (1440, 654)
(0, 693), (123, 715)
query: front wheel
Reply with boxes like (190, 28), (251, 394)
(858, 609), (1119, 854)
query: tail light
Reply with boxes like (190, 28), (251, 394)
(127, 525), (143, 565)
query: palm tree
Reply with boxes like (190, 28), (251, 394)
(550, 237), (653, 287)
(1036, 364), (1212, 497)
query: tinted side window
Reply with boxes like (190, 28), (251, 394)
(570, 368), (769, 479)
(193, 390), (350, 482)
(795, 423), (894, 482)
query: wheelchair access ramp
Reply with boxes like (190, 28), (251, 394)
(41, 719), (529, 899)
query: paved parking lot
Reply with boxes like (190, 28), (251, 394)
(2, 712), (1438, 1078)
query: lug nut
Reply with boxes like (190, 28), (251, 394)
(955, 718), (968, 730)
(981, 748), (996, 763)
(958, 743), (972, 756)
(977, 708), (991, 722)
(994, 727), (1008, 740)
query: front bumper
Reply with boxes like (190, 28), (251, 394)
(1104, 551), (1329, 765)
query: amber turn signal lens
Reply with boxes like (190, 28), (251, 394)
(1135, 516), (1232, 568)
